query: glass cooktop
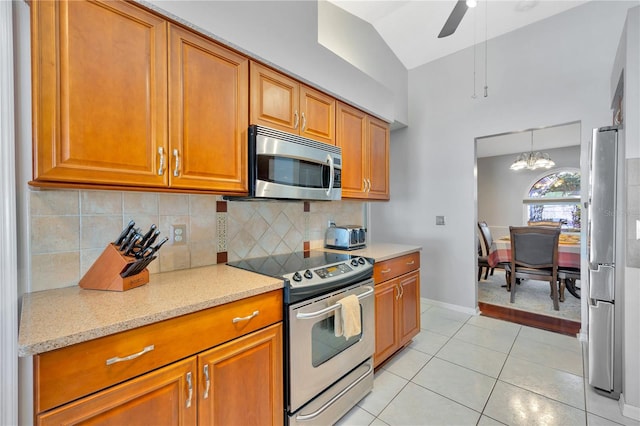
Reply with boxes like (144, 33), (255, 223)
(226, 251), (355, 278)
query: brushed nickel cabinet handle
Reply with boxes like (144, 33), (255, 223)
(157, 147), (165, 176)
(186, 372), (193, 408)
(406, 260), (415, 265)
(173, 148), (180, 177)
(105, 345), (154, 366)
(395, 285), (400, 300)
(203, 365), (210, 399)
(381, 268), (392, 274)
(294, 111), (299, 129)
(232, 310), (259, 323)
(301, 112), (306, 131)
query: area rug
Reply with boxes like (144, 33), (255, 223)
(477, 270), (581, 322)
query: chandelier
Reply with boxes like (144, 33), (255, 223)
(510, 131), (555, 171)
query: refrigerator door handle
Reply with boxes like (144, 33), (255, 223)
(589, 301), (614, 392)
(589, 265), (615, 301)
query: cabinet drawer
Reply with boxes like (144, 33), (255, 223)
(374, 252), (420, 283)
(35, 290), (282, 413)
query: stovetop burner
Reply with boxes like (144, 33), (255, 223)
(227, 251), (374, 304)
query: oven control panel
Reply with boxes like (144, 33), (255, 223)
(314, 263), (353, 279)
(287, 256), (372, 288)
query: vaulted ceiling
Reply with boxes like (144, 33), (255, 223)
(328, 0), (588, 69)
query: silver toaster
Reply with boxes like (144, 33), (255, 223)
(325, 225), (366, 250)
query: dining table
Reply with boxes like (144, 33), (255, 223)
(487, 233), (582, 300)
(487, 233), (581, 269)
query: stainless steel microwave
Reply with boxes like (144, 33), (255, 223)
(247, 125), (342, 201)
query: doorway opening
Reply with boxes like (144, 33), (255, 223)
(474, 122), (582, 333)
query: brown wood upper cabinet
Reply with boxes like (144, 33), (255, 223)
(31, 0), (248, 194)
(336, 102), (390, 200)
(250, 62), (335, 145)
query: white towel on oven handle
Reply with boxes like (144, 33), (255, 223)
(334, 294), (361, 339)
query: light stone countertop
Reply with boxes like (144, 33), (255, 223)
(18, 264), (283, 357)
(320, 242), (422, 262)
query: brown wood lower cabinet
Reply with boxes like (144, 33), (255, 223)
(37, 323), (283, 426)
(34, 290), (283, 426)
(38, 357), (198, 425)
(198, 323), (283, 425)
(373, 252), (421, 368)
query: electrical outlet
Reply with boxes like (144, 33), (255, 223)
(171, 224), (187, 245)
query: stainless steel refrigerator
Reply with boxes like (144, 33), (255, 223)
(588, 125), (622, 399)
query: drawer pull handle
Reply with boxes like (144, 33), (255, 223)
(186, 372), (193, 408)
(381, 268), (392, 274)
(232, 310), (259, 323)
(406, 260), (415, 265)
(105, 344), (154, 366)
(203, 365), (210, 399)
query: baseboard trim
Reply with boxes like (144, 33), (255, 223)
(422, 297), (479, 316)
(620, 394), (640, 421)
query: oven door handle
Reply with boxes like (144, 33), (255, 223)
(295, 362), (373, 422)
(295, 286), (373, 320)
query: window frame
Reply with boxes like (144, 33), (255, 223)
(521, 167), (581, 230)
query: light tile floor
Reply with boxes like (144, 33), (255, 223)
(336, 299), (639, 426)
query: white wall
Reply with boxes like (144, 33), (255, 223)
(371, 1), (633, 309)
(477, 145), (581, 236)
(141, 0), (407, 125)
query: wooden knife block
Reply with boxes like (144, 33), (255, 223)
(79, 243), (149, 292)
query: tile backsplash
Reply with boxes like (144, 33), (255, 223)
(28, 188), (365, 292)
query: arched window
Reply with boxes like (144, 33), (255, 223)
(523, 169), (581, 231)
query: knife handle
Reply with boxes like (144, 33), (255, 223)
(142, 230), (161, 250)
(115, 220), (135, 246)
(124, 235), (142, 257)
(140, 224), (157, 246)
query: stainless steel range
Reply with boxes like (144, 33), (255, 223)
(228, 251), (375, 425)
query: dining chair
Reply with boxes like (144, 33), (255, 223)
(478, 221), (506, 280)
(478, 236), (491, 281)
(506, 226), (561, 310)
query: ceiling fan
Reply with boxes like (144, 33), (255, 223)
(438, 0), (477, 38)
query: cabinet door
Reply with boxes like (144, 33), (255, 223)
(169, 25), (248, 193)
(398, 271), (421, 346)
(37, 357), (197, 426)
(250, 62), (299, 133)
(300, 85), (335, 145)
(374, 279), (400, 367)
(198, 323), (283, 426)
(367, 116), (390, 200)
(31, 0), (168, 187)
(336, 102), (368, 198)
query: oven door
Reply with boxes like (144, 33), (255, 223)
(288, 280), (375, 413)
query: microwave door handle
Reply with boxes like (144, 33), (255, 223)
(326, 154), (334, 197)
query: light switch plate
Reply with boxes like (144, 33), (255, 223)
(436, 216), (446, 226)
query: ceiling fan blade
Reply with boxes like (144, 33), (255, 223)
(438, 0), (469, 38)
